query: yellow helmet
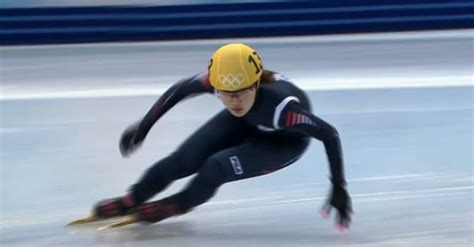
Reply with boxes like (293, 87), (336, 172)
(208, 43), (263, 92)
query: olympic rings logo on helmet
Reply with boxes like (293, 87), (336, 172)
(218, 73), (245, 90)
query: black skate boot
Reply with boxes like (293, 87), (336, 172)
(93, 193), (138, 219)
(135, 200), (186, 224)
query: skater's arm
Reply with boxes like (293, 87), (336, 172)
(276, 100), (352, 230)
(139, 73), (213, 136)
(277, 100), (346, 186)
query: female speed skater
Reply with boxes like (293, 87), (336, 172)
(92, 43), (352, 231)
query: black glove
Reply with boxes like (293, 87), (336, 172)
(321, 182), (353, 231)
(119, 122), (146, 157)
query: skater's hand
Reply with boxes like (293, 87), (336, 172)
(119, 122), (145, 157)
(321, 182), (353, 232)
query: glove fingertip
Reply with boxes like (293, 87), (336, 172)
(336, 222), (350, 232)
(320, 209), (330, 219)
(335, 224), (346, 232)
(120, 146), (130, 158)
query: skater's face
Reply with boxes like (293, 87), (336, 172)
(216, 83), (258, 117)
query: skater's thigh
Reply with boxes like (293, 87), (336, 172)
(205, 136), (310, 183)
(171, 110), (250, 177)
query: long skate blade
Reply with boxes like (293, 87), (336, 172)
(67, 215), (98, 226)
(98, 216), (137, 230)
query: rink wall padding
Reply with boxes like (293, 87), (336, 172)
(1, 0), (473, 45)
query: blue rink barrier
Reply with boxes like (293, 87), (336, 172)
(1, 0), (473, 45)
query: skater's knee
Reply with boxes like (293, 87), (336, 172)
(145, 154), (180, 177)
(197, 158), (228, 187)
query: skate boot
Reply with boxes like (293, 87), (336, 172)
(93, 193), (138, 219)
(135, 200), (186, 224)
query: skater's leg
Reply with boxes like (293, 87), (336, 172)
(133, 157), (228, 223)
(135, 136), (310, 223)
(130, 110), (250, 203)
(94, 110), (249, 218)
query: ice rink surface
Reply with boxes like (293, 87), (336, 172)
(1, 30), (473, 246)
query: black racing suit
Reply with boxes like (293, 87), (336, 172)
(127, 72), (346, 219)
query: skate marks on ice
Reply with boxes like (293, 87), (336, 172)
(1, 171), (470, 227)
(100, 171), (473, 246)
(0, 171), (472, 246)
